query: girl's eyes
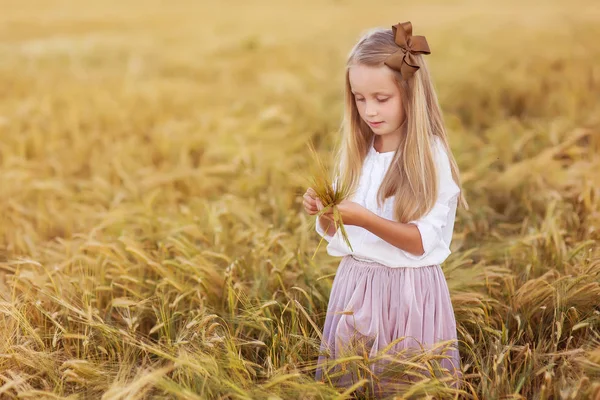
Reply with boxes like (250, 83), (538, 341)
(355, 98), (389, 103)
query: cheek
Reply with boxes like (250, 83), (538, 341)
(386, 99), (402, 119)
(355, 102), (366, 116)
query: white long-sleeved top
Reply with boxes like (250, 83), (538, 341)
(315, 136), (460, 268)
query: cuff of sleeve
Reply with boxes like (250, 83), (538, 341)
(315, 215), (334, 243)
(403, 201), (450, 260)
(402, 220), (437, 260)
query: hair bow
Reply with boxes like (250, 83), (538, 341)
(384, 21), (431, 81)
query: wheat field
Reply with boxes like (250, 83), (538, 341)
(1, 0), (600, 398)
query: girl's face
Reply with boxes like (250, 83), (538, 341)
(348, 64), (406, 137)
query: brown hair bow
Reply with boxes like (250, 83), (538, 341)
(384, 21), (431, 81)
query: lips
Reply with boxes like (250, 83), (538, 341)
(368, 121), (384, 126)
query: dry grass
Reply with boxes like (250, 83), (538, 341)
(304, 141), (355, 256)
(0, 0), (599, 398)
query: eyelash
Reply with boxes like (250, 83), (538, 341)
(356, 98), (389, 103)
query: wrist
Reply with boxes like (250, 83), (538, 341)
(358, 208), (374, 229)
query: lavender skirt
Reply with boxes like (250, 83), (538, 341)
(315, 255), (462, 395)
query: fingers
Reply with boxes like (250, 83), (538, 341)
(303, 198), (318, 215)
(303, 187), (319, 215)
(303, 193), (317, 205)
(303, 191), (318, 215)
(315, 198), (323, 211)
(320, 211), (333, 221)
(320, 213), (336, 229)
(302, 188), (334, 218)
(315, 198), (334, 220)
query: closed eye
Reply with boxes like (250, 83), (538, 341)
(355, 97), (389, 103)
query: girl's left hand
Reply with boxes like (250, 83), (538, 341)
(316, 198), (367, 227)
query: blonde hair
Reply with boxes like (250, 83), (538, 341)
(332, 27), (468, 223)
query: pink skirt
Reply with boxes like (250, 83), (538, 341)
(315, 255), (462, 395)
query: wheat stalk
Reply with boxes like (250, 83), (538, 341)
(305, 141), (355, 259)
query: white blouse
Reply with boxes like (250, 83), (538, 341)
(315, 136), (460, 268)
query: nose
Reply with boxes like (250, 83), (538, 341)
(365, 101), (377, 117)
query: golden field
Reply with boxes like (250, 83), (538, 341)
(0, 0), (599, 398)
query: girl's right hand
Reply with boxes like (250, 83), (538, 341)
(303, 187), (319, 215)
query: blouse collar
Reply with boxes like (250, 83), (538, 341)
(369, 137), (396, 160)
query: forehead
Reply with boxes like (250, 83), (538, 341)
(348, 64), (398, 94)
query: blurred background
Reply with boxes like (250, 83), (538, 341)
(0, 0), (599, 398)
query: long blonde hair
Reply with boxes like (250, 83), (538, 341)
(332, 27), (468, 223)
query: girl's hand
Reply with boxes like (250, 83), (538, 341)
(302, 187), (319, 215)
(315, 197), (335, 225)
(316, 198), (367, 227)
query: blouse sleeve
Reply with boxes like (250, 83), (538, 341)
(314, 175), (339, 242)
(403, 139), (460, 260)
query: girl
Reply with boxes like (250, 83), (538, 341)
(302, 22), (467, 395)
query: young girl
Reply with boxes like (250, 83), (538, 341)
(302, 22), (467, 394)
